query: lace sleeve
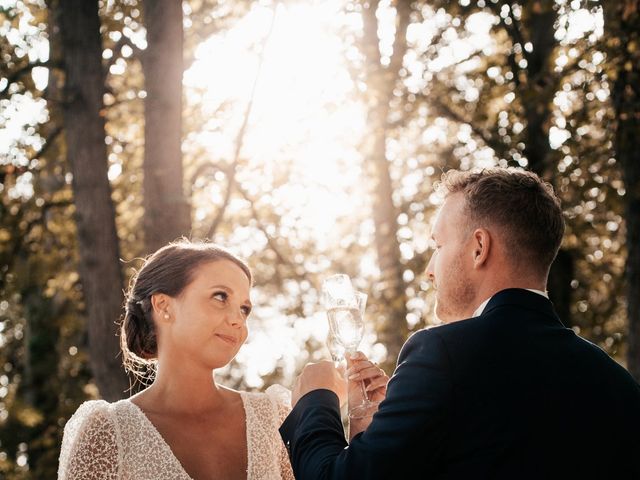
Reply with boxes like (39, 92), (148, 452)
(58, 400), (120, 480)
(266, 385), (294, 480)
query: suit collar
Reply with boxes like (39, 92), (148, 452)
(473, 289), (548, 317)
(481, 288), (562, 324)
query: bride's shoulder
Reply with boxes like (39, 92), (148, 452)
(66, 399), (112, 426)
(265, 384), (292, 421)
(240, 384), (292, 417)
(59, 400), (122, 478)
(65, 398), (143, 438)
(62, 400), (119, 440)
(264, 384), (291, 406)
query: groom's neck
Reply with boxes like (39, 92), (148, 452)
(474, 270), (547, 305)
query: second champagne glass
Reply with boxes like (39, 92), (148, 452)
(322, 274), (379, 419)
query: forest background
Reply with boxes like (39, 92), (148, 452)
(1, 0), (638, 477)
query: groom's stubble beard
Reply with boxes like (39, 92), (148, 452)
(434, 247), (477, 323)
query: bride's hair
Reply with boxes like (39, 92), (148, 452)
(120, 239), (252, 384)
(435, 168), (565, 276)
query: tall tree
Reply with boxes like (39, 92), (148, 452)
(357, 0), (413, 370)
(427, 0), (576, 325)
(491, 1), (575, 324)
(57, 0), (129, 400)
(601, 0), (640, 379)
(141, 0), (191, 252)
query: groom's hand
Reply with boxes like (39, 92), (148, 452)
(346, 351), (389, 405)
(292, 361), (347, 408)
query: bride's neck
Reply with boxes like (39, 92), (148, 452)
(134, 363), (228, 415)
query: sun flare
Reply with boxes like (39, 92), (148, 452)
(184, 1), (367, 243)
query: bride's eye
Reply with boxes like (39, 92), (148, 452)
(212, 291), (228, 302)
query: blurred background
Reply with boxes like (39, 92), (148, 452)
(1, 0), (638, 477)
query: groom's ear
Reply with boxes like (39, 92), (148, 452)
(471, 228), (491, 268)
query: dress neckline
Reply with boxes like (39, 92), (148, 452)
(121, 391), (251, 479)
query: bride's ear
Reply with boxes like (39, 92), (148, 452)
(471, 228), (491, 268)
(150, 293), (173, 323)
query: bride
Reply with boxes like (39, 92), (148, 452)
(58, 240), (389, 479)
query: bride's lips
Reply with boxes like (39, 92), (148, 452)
(215, 333), (238, 345)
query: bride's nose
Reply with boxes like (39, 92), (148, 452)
(227, 307), (245, 328)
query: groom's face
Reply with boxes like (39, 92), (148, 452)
(425, 193), (477, 323)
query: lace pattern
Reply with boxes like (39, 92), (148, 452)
(58, 387), (293, 480)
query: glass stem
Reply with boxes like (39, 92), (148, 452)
(358, 379), (369, 405)
(346, 349), (369, 406)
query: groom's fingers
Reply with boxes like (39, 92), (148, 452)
(347, 361), (382, 379)
(348, 364), (377, 380)
(347, 351), (366, 361)
(345, 351), (366, 368)
(365, 376), (388, 392)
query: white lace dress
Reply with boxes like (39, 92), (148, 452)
(58, 386), (294, 480)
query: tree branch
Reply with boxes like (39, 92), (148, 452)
(429, 94), (508, 157)
(1, 197), (74, 282)
(235, 181), (312, 284)
(388, 0), (411, 77)
(492, 3), (530, 66)
(104, 34), (143, 73)
(0, 60), (53, 95)
(205, 3), (280, 238)
(361, 0), (382, 73)
(486, 3), (527, 89)
(31, 126), (63, 162)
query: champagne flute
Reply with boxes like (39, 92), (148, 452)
(326, 332), (346, 367)
(322, 274), (379, 419)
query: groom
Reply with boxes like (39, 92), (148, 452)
(280, 168), (640, 479)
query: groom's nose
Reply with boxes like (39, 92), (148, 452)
(425, 254), (435, 283)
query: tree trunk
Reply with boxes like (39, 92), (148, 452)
(57, 0), (129, 400)
(602, 0), (640, 380)
(361, 0), (412, 371)
(516, 1), (575, 327)
(141, 0), (190, 253)
(520, 2), (556, 177)
(368, 102), (409, 371)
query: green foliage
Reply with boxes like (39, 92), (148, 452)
(358, 0), (628, 360)
(0, 0), (636, 477)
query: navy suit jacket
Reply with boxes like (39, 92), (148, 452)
(280, 289), (640, 479)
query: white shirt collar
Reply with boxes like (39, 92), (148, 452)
(472, 289), (549, 318)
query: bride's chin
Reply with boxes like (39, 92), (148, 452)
(206, 352), (241, 371)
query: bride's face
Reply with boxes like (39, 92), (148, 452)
(425, 193), (477, 323)
(163, 259), (252, 369)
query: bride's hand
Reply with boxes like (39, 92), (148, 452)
(346, 351), (389, 405)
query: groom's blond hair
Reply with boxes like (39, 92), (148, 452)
(436, 168), (565, 276)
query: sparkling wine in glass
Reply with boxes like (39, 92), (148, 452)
(327, 303), (364, 353)
(326, 332), (346, 366)
(322, 275), (379, 419)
